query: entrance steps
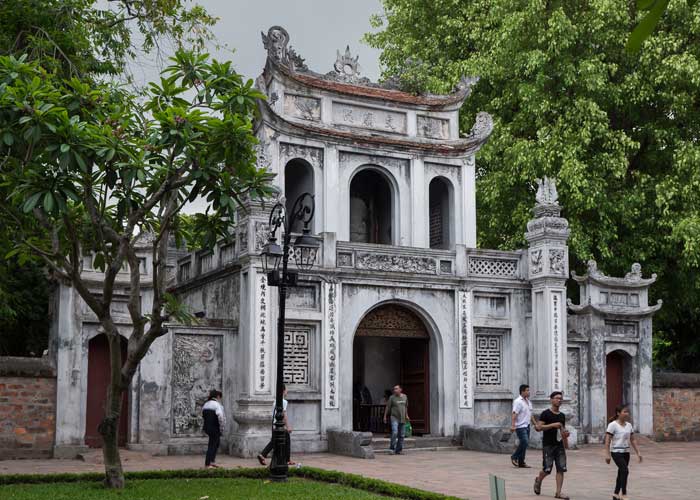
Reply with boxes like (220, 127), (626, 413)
(371, 435), (460, 454)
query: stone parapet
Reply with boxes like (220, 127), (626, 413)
(327, 428), (374, 459)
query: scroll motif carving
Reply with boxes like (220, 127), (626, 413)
(355, 253), (436, 274)
(172, 334), (223, 436)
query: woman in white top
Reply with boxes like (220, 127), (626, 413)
(604, 404), (642, 500)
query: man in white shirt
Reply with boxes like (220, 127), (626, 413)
(202, 389), (226, 468)
(510, 384), (537, 468)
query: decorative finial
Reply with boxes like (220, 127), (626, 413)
(535, 176), (559, 205)
(327, 45), (366, 83)
(261, 26), (307, 71)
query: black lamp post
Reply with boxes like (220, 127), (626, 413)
(260, 193), (319, 481)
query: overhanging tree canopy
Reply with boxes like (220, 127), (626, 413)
(366, 0), (700, 370)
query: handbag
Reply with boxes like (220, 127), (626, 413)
(404, 419), (413, 438)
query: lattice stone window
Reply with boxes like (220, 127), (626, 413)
(476, 334), (503, 386)
(284, 326), (311, 386)
(468, 257), (518, 278)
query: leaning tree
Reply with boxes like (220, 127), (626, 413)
(0, 50), (273, 487)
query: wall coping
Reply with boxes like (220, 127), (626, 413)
(653, 371), (700, 388)
(0, 356), (56, 378)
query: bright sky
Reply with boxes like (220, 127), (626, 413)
(130, 0), (383, 87)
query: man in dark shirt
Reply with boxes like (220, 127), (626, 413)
(534, 391), (570, 499)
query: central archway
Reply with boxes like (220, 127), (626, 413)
(352, 304), (430, 435)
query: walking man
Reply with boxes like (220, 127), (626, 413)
(202, 389), (226, 469)
(383, 384), (409, 455)
(257, 384), (294, 466)
(510, 384), (537, 468)
(534, 391), (570, 499)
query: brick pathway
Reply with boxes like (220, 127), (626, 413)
(1, 441), (698, 500)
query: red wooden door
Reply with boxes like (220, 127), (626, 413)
(400, 339), (429, 435)
(606, 351), (624, 421)
(85, 334), (129, 448)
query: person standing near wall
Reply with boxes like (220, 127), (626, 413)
(604, 404), (642, 500)
(534, 391), (570, 499)
(257, 384), (294, 466)
(510, 384), (538, 468)
(202, 389), (226, 469)
(383, 384), (409, 455)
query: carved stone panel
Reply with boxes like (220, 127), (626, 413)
(605, 320), (638, 338)
(567, 348), (581, 426)
(279, 142), (324, 167)
(417, 115), (449, 139)
(331, 102), (407, 134)
(283, 93), (321, 121)
(475, 334), (502, 386)
(337, 251), (353, 267)
(172, 334), (223, 436)
(355, 253), (436, 274)
(549, 248), (566, 275)
(287, 284), (319, 309)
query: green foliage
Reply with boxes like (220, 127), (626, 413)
(0, 467), (463, 500)
(367, 0), (700, 371)
(0, 0), (217, 78)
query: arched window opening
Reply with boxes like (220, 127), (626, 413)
(429, 177), (451, 249)
(350, 169), (392, 245)
(284, 159), (314, 233)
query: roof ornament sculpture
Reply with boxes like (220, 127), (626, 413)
(261, 25), (307, 71)
(466, 111), (493, 142)
(536, 176), (559, 205)
(325, 45), (372, 85)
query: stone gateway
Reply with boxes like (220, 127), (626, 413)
(48, 27), (659, 458)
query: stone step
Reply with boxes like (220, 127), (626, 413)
(371, 436), (458, 451)
(374, 445), (462, 455)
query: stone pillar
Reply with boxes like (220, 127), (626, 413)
(525, 177), (570, 403)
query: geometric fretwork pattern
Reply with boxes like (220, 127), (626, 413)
(468, 257), (517, 278)
(476, 335), (502, 386)
(284, 327), (310, 385)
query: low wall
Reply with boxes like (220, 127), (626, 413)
(0, 357), (57, 459)
(653, 372), (700, 441)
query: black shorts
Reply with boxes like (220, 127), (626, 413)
(542, 443), (567, 473)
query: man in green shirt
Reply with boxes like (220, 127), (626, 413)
(383, 384), (409, 455)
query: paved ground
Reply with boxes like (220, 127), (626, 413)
(1, 440), (698, 500)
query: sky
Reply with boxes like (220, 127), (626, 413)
(130, 0), (384, 86)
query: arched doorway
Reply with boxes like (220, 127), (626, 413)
(349, 169), (393, 245)
(352, 304), (430, 434)
(85, 333), (129, 447)
(428, 177), (453, 249)
(284, 159), (314, 233)
(606, 350), (625, 421)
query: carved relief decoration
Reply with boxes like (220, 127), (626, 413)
(355, 253), (437, 275)
(425, 162), (462, 183)
(458, 290), (474, 408)
(355, 304), (429, 338)
(467, 111), (493, 141)
(279, 142), (324, 167)
(255, 221), (270, 253)
(284, 326), (310, 385)
(172, 334), (223, 436)
(530, 249), (543, 275)
(567, 348), (581, 425)
(549, 248), (566, 275)
(417, 115), (450, 139)
(324, 281), (340, 409)
(283, 94), (321, 121)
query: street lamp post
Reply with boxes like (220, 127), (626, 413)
(260, 192), (320, 482)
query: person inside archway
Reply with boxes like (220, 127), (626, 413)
(604, 403), (643, 500)
(534, 391), (570, 499)
(383, 384), (409, 455)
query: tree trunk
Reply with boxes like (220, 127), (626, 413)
(98, 330), (126, 488)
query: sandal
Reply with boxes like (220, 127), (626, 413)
(533, 477), (542, 495)
(257, 454), (267, 466)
